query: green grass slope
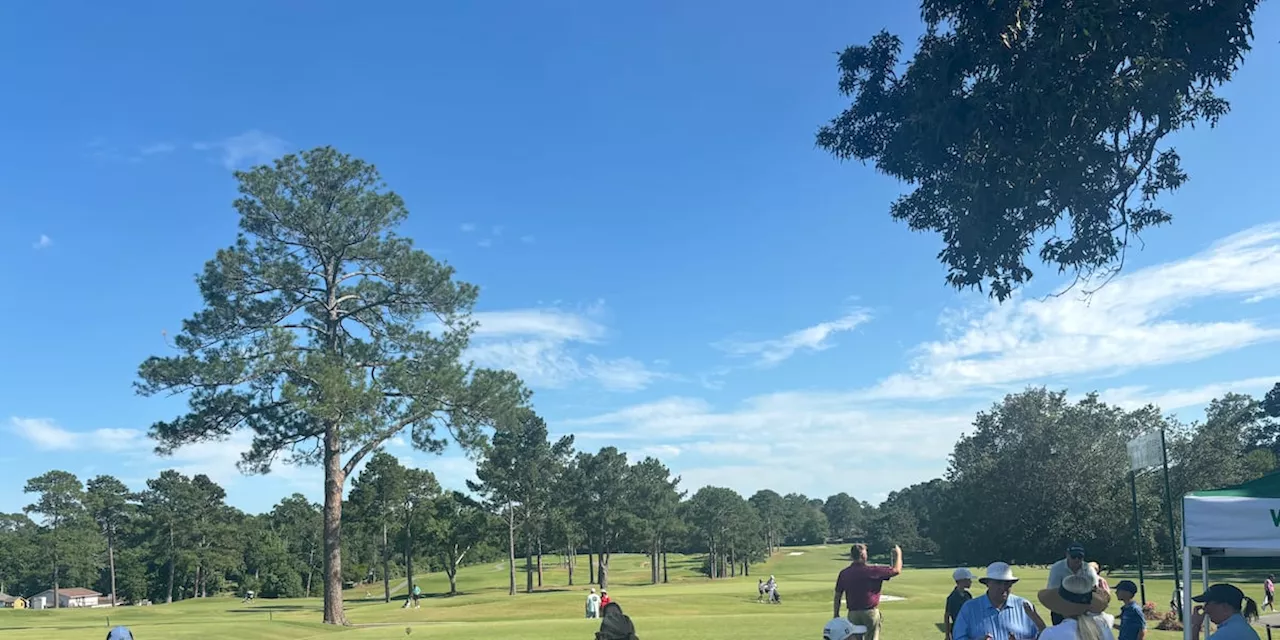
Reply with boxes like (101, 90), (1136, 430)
(0, 546), (1239, 639)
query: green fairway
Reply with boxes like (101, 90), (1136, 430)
(0, 546), (1234, 639)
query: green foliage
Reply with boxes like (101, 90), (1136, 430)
(135, 146), (530, 623)
(821, 493), (865, 540)
(817, 0), (1262, 300)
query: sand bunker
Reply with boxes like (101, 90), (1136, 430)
(788, 551), (805, 556)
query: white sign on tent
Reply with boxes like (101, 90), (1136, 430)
(1126, 430), (1163, 472)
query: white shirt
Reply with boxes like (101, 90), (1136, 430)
(587, 593), (600, 611)
(1039, 616), (1117, 640)
(1046, 558), (1098, 589)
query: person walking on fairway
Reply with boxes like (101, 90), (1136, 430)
(1264, 575), (1274, 612)
(411, 583), (421, 609)
(834, 543), (903, 640)
(586, 588), (602, 619)
(944, 568), (975, 640)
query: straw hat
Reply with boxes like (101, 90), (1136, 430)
(1038, 574), (1110, 617)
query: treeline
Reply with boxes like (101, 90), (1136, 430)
(3, 386), (1278, 606)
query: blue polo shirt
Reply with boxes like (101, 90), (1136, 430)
(952, 593), (1040, 640)
(1118, 600), (1146, 640)
(1209, 613), (1260, 640)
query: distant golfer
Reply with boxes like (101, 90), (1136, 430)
(944, 568), (975, 640)
(834, 543), (902, 640)
(586, 587), (601, 619)
(1264, 575), (1274, 612)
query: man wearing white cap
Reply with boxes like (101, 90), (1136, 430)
(944, 568), (975, 640)
(952, 562), (1046, 640)
(824, 617), (864, 640)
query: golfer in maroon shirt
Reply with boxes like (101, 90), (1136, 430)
(834, 543), (903, 640)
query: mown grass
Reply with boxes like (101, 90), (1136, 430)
(0, 546), (1254, 639)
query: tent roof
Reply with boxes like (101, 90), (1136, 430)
(1189, 472), (1280, 498)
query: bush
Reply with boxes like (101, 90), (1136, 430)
(1143, 602), (1160, 621)
(1156, 611), (1184, 631)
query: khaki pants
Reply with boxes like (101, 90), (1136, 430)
(848, 608), (882, 640)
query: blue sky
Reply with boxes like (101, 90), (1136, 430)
(3, 2), (1280, 515)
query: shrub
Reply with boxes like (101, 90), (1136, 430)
(1156, 611), (1184, 631)
(1143, 602), (1160, 621)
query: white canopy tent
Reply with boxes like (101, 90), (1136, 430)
(1181, 473), (1280, 640)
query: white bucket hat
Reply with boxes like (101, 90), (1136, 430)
(823, 617), (859, 640)
(979, 562), (1019, 584)
(953, 568), (976, 581)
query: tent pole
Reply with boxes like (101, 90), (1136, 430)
(1160, 429), (1181, 615)
(1182, 546), (1193, 640)
(1130, 470), (1147, 605)
(1202, 553), (1211, 638)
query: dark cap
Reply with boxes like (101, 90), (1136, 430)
(1193, 584), (1245, 609)
(1067, 543), (1085, 559)
(1114, 580), (1139, 595)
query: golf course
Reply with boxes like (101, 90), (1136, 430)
(0, 545), (1211, 639)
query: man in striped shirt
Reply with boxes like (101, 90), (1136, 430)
(952, 562), (1046, 640)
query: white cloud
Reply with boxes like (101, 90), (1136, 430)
(563, 394), (974, 501)
(473, 309), (606, 343)
(864, 223), (1280, 401)
(140, 142), (176, 155)
(32, 234), (52, 250)
(195, 130), (290, 170)
(586, 356), (665, 392)
(7, 417), (144, 452)
(563, 223), (1280, 501)
(460, 223), (477, 233)
(465, 307), (660, 391)
(1097, 376), (1279, 412)
(715, 309), (873, 366)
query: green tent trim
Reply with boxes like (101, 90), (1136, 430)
(1188, 472), (1280, 498)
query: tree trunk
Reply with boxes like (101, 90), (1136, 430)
(107, 529), (118, 606)
(405, 518), (414, 597)
(447, 566), (458, 595)
(382, 522), (390, 603)
(525, 544), (534, 594)
(505, 504), (516, 596)
(195, 564), (203, 597)
(321, 425), (350, 625)
(166, 529), (175, 604)
(730, 548), (736, 577)
(536, 538), (544, 587)
(306, 545), (315, 598)
(600, 548), (610, 590)
(663, 551), (668, 584)
(567, 546), (575, 586)
(52, 561), (60, 609)
(588, 548), (596, 585)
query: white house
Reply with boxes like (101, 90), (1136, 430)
(29, 587), (101, 608)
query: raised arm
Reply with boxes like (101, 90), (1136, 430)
(890, 545), (903, 576)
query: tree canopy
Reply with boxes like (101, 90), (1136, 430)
(817, 0), (1262, 300)
(135, 147), (528, 624)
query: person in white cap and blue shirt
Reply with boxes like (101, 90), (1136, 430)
(952, 562), (1047, 640)
(945, 568), (976, 640)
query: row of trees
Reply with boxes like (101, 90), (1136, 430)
(5, 386), (1276, 608)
